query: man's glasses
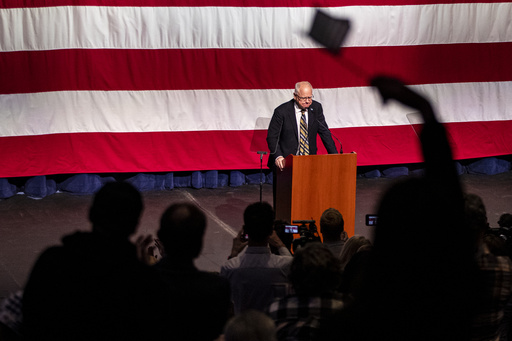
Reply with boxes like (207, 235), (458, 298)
(295, 94), (314, 102)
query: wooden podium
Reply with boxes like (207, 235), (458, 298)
(275, 153), (357, 237)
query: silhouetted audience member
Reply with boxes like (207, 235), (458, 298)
(222, 310), (277, 341)
(338, 249), (372, 302)
(499, 214), (512, 229)
(220, 202), (293, 314)
(321, 77), (481, 341)
(364, 77), (480, 340)
(22, 182), (171, 341)
(496, 213), (512, 260)
(338, 235), (372, 269)
(154, 203), (231, 341)
(464, 193), (512, 340)
(320, 208), (347, 258)
(268, 242), (344, 341)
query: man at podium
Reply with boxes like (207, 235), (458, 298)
(267, 81), (339, 207)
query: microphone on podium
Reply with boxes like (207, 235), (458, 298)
(310, 107), (343, 154)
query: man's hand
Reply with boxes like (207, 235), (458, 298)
(370, 75), (435, 123)
(153, 238), (166, 259)
(275, 156), (285, 171)
(135, 235), (159, 265)
(268, 230), (286, 249)
(229, 229), (248, 259)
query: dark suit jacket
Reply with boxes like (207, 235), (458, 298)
(266, 99), (338, 168)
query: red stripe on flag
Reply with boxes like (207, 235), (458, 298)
(329, 121), (512, 165)
(0, 0), (503, 9)
(1, 120), (510, 178)
(2, 43), (512, 94)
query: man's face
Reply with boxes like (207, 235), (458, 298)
(294, 85), (313, 110)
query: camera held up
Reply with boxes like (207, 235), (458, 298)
(291, 220), (322, 252)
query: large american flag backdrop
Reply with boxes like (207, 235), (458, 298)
(1, 0), (511, 178)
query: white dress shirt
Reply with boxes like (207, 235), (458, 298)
(220, 246), (293, 314)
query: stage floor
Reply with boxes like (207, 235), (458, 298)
(1, 171), (512, 298)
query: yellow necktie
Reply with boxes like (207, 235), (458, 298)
(299, 110), (309, 155)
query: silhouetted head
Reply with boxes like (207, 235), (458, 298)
(320, 208), (344, 241)
(89, 181), (143, 239)
(498, 213), (512, 228)
(463, 193), (489, 243)
(340, 249), (372, 298)
(223, 310), (277, 341)
(289, 242), (342, 295)
(374, 177), (468, 259)
(243, 202), (275, 243)
(338, 235), (372, 269)
(158, 203), (206, 259)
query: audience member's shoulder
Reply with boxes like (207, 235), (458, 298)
(34, 231), (90, 259)
(221, 257), (242, 272)
(36, 244), (66, 259)
(196, 270), (229, 283)
(28, 243), (72, 274)
(199, 271), (231, 293)
(270, 254), (293, 270)
(272, 253), (293, 263)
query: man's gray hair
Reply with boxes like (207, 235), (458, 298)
(294, 81), (313, 95)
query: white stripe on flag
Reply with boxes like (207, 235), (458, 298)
(1, 3), (511, 52)
(2, 81), (511, 137)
